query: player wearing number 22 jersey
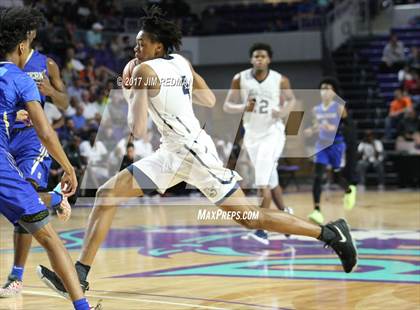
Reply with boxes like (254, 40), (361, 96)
(224, 43), (296, 245)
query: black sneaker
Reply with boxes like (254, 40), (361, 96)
(248, 229), (270, 245)
(324, 219), (358, 273)
(36, 265), (89, 299)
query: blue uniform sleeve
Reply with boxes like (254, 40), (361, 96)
(16, 73), (41, 104)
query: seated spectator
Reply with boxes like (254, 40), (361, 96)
(81, 90), (100, 120)
(120, 142), (135, 171)
(71, 104), (87, 130)
(357, 130), (385, 190)
(397, 110), (420, 140)
(408, 47), (420, 72)
(67, 77), (84, 102)
(79, 57), (97, 86)
(384, 89), (413, 139)
(86, 22), (104, 48)
(64, 135), (84, 177)
(403, 70), (420, 96)
(396, 131), (420, 155)
(64, 47), (85, 73)
(58, 117), (77, 145)
(398, 65), (411, 83)
(65, 96), (79, 117)
(380, 33), (406, 73)
(80, 131), (109, 186)
(44, 102), (64, 130)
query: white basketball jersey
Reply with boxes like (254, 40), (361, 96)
(142, 54), (202, 145)
(239, 68), (283, 139)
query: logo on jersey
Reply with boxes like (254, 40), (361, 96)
(26, 71), (44, 83)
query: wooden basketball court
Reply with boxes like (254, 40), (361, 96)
(1, 190), (419, 309)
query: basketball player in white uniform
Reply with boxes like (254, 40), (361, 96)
(224, 43), (295, 244)
(37, 7), (357, 295)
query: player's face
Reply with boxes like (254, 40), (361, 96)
(251, 50), (270, 71)
(320, 83), (336, 102)
(134, 31), (164, 61)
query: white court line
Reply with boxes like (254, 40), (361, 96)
(24, 290), (229, 310)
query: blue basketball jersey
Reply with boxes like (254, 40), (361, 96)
(13, 50), (48, 129)
(0, 62), (40, 151)
(314, 100), (344, 144)
(0, 61), (46, 224)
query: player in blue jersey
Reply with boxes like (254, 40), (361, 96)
(304, 77), (357, 224)
(0, 7), (100, 310)
(0, 8), (71, 298)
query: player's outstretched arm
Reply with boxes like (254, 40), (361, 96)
(37, 58), (69, 110)
(26, 101), (77, 196)
(128, 63), (150, 138)
(223, 74), (246, 113)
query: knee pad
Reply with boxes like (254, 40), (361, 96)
(18, 209), (50, 234)
(14, 223), (30, 234)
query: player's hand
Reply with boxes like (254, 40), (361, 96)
(245, 97), (256, 112)
(320, 123), (336, 132)
(60, 168), (78, 197)
(16, 109), (30, 124)
(55, 196), (72, 222)
(272, 108), (282, 119)
(303, 127), (312, 137)
(37, 71), (54, 97)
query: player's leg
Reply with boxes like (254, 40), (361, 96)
(218, 187), (357, 273)
(309, 162), (326, 224)
(0, 224), (31, 298)
(37, 152), (178, 297)
(247, 143), (275, 244)
(0, 163), (92, 309)
(78, 167), (145, 267)
(329, 143), (356, 210)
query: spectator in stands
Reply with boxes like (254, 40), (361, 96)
(380, 33), (406, 73)
(72, 104), (87, 131)
(58, 117), (77, 145)
(64, 47), (85, 75)
(64, 135), (84, 179)
(384, 89), (413, 139)
(44, 102), (64, 130)
(86, 22), (104, 48)
(80, 131), (109, 185)
(408, 47), (420, 72)
(403, 69), (420, 96)
(398, 65), (411, 83)
(67, 77), (84, 102)
(397, 109), (420, 140)
(357, 130), (385, 190)
(80, 57), (97, 86)
(120, 142), (135, 171)
(81, 90), (100, 121)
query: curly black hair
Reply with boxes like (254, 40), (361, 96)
(0, 7), (44, 59)
(249, 43), (273, 58)
(140, 6), (182, 53)
(319, 76), (341, 96)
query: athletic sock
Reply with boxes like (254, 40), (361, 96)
(318, 225), (337, 243)
(75, 261), (91, 282)
(10, 266), (24, 281)
(314, 204), (321, 211)
(73, 298), (89, 310)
